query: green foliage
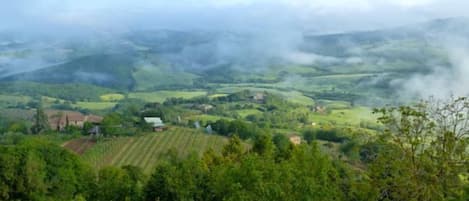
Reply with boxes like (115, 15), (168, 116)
(211, 119), (265, 139)
(30, 106), (49, 134)
(370, 98), (469, 200)
(252, 134), (274, 156)
(144, 141), (348, 201)
(303, 128), (350, 143)
(0, 81), (114, 102)
(0, 140), (93, 201)
(101, 112), (134, 136)
(93, 166), (145, 201)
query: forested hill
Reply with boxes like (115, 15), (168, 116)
(1, 18), (467, 94)
(3, 54), (137, 90)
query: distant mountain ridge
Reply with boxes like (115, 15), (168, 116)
(1, 17), (468, 90)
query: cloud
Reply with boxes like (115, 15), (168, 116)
(393, 39), (469, 99)
(1, 0), (468, 35)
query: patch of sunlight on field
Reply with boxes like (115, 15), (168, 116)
(100, 93), (125, 102)
(310, 107), (376, 126)
(236, 109), (262, 118)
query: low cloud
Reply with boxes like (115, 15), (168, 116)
(393, 41), (469, 99)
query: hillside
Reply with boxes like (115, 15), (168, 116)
(3, 54), (137, 90)
(0, 18), (467, 105)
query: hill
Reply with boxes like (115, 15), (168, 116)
(3, 54), (137, 90)
(1, 18), (467, 104)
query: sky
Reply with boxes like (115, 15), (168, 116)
(1, 0), (468, 34)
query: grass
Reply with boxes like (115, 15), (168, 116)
(208, 94), (229, 99)
(236, 109), (262, 118)
(74, 102), (117, 110)
(81, 127), (230, 173)
(0, 94), (31, 107)
(100, 93), (125, 102)
(129, 91), (207, 103)
(189, 114), (235, 122)
(310, 107), (376, 126)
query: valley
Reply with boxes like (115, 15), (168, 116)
(0, 16), (468, 201)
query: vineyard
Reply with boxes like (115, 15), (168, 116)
(80, 127), (229, 173)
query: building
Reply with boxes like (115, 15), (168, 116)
(289, 135), (302, 145)
(251, 92), (266, 103)
(46, 110), (103, 131)
(144, 117), (166, 132)
(88, 125), (101, 136)
(205, 125), (213, 134)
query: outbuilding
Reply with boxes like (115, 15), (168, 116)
(144, 117), (166, 132)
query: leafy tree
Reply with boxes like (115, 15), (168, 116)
(252, 134), (274, 156)
(272, 134), (294, 160)
(222, 135), (244, 161)
(370, 97), (469, 200)
(93, 166), (145, 201)
(30, 105), (49, 134)
(0, 140), (93, 200)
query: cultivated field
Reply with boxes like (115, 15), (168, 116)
(80, 127), (229, 173)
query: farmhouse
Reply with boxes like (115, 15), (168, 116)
(251, 92), (266, 103)
(46, 110), (103, 131)
(289, 135), (302, 145)
(144, 117), (166, 132)
(194, 104), (214, 113)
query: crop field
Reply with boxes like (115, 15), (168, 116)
(81, 127), (229, 173)
(129, 91), (207, 103)
(63, 138), (97, 155)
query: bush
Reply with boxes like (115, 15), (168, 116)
(303, 128), (350, 143)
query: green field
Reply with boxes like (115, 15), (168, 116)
(129, 90), (207, 103)
(74, 101), (117, 110)
(81, 127), (229, 173)
(310, 107), (377, 126)
(100, 93), (125, 102)
(0, 94), (31, 107)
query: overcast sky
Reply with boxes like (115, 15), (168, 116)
(1, 0), (468, 35)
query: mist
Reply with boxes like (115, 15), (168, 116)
(2, 0), (469, 101)
(394, 39), (469, 99)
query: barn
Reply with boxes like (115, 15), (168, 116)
(144, 117), (166, 132)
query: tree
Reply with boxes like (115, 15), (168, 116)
(303, 129), (315, 144)
(272, 134), (294, 160)
(252, 134), (274, 156)
(371, 97), (469, 200)
(0, 140), (93, 200)
(101, 113), (125, 136)
(222, 135), (244, 161)
(93, 166), (145, 201)
(30, 105), (49, 134)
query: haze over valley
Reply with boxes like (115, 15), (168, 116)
(0, 1), (468, 201)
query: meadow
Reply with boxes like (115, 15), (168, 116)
(128, 90), (207, 103)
